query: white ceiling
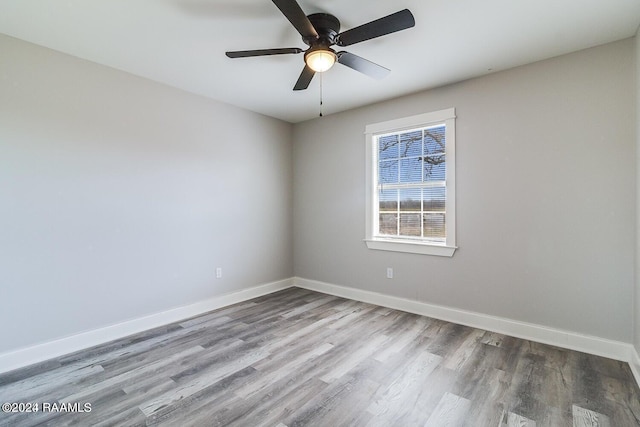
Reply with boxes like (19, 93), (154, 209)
(1, 0), (639, 123)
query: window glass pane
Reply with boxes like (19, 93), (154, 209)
(423, 213), (445, 239)
(379, 189), (398, 212)
(399, 130), (422, 158)
(399, 158), (422, 183)
(399, 188), (421, 211)
(379, 213), (397, 235)
(424, 187), (445, 212)
(378, 135), (398, 160)
(425, 126), (445, 155)
(379, 160), (398, 184)
(379, 189), (398, 236)
(423, 155), (445, 181)
(399, 213), (421, 237)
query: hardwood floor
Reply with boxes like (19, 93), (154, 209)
(1, 287), (639, 426)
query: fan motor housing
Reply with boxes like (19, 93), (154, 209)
(304, 13), (341, 46)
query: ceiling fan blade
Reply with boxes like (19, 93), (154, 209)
(337, 52), (390, 79)
(226, 48), (303, 58)
(336, 9), (415, 47)
(272, 0), (318, 39)
(293, 65), (315, 91)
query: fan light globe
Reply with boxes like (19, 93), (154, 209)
(305, 49), (336, 72)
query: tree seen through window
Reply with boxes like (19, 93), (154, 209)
(377, 125), (446, 240)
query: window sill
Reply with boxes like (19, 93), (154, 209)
(364, 239), (457, 257)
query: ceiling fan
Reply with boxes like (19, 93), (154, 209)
(225, 0), (415, 91)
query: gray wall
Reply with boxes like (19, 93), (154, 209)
(0, 34), (293, 353)
(1, 32), (636, 355)
(636, 30), (640, 354)
(293, 39), (636, 342)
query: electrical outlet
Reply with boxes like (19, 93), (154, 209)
(386, 267), (393, 279)
(216, 268), (222, 279)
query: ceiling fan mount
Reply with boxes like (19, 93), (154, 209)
(303, 13), (340, 46)
(225, 0), (415, 91)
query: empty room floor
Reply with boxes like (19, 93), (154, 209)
(0, 287), (639, 426)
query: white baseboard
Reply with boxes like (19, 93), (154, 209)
(0, 278), (293, 374)
(630, 347), (640, 388)
(294, 277), (637, 365)
(3, 276), (638, 391)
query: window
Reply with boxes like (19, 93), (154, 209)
(365, 108), (457, 256)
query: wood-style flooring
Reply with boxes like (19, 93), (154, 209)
(0, 287), (639, 426)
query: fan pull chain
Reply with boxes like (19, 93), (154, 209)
(319, 71), (323, 117)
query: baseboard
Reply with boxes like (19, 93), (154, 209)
(294, 277), (636, 365)
(0, 278), (294, 374)
(3, 277), (638, 390)
(630, 347), (640, 388)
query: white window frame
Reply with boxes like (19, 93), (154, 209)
(365, 108), (457, 257)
